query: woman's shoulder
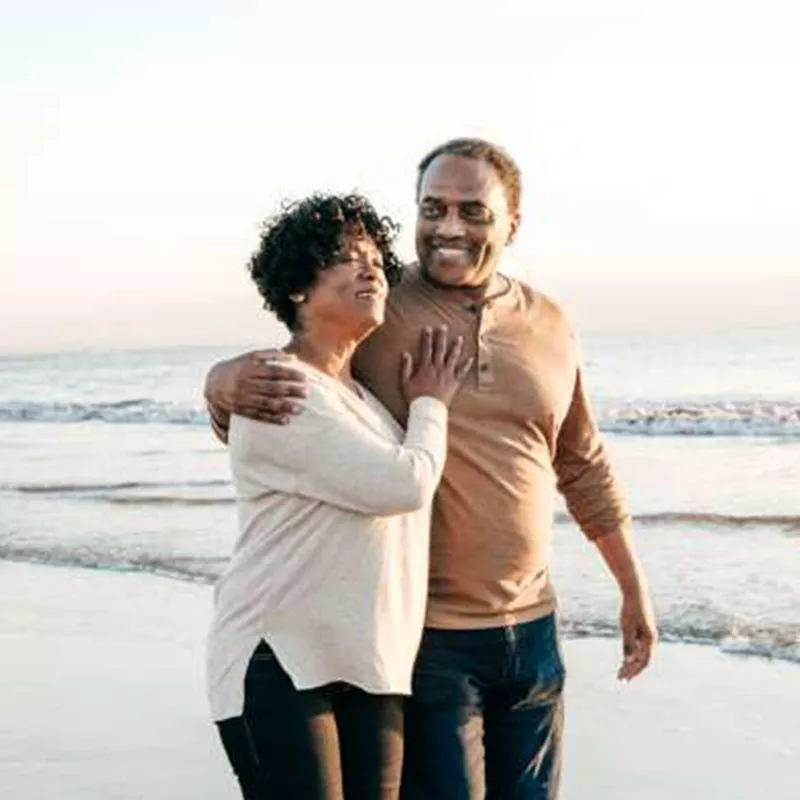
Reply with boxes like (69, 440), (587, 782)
(230, 361), (398, 458)
(258, 358), (348, 408)
(298, 365), (360, 416)
(230, 377), (340, 437)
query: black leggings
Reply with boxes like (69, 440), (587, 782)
(216, 642), (404, 800)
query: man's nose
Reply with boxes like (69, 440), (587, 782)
(435, 208), (466, 238)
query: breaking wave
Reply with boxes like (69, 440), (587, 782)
(561, 614), (799, 665)
(3, 398), (799, 437)
(599, 400), (800, 437)
(2, 543), (796, 664)
(0, 399), (206, 425)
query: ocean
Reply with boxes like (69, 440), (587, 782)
(1, 322), (798, 664)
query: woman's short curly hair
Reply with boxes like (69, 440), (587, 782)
(248, 193), (404, 332)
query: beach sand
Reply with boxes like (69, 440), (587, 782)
(1, 561), (797, 799)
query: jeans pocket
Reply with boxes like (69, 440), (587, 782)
(519, 615), (566, 689)
(512, 653), (565, 712)
(548, 620), (567, 683)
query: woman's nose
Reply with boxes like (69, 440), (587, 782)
(358, 263), (382, 281)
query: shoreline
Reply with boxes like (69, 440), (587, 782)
(4, 553), (797, 666)
(1, 561), (798, 799)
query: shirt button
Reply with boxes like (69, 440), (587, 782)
(465, 303), (479, 314)
(479, 363), (490, 373)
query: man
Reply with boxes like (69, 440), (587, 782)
(205, 138), (657, 799)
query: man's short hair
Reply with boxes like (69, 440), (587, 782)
(416, 138), (522, 215)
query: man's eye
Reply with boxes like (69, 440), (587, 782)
(420, 203), (444, 220)
(462, 206), (492, 223)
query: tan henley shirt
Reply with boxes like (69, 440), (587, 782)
(354, 267), (630, 630)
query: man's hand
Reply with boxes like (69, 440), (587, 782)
(204, 350), (309, 440)
(617, 588), (657, 681)
(593, 526), (657, 681)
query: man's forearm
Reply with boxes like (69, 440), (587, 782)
(207, 401), (230, 444)
(202, 349), (310, 437)
(204, 361), (232, 445)
(593, 525), (649, 597)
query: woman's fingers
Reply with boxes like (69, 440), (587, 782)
(454, 356), (474, 381)
(418, 327), (434, 365)
(432, 326), (449, 366)
(400, 352), (414, 385)
(445, 336), (464, 370)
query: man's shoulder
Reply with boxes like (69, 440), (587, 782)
(506, 276), (573, 329)
(384, 266), (574, 333)
(387, 263), (425, 301)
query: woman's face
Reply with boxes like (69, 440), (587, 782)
(301, 231), (389, 337)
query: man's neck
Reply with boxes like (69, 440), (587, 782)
(420, 267), (510, 304)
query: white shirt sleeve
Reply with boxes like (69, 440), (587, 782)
(228, 385), (448, 517)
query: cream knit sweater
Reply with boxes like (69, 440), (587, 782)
(206, 363), (448, 721)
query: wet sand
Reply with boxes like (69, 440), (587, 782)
(1, 562), (797, 799)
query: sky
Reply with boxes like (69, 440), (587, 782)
(2, 0), (799, 352)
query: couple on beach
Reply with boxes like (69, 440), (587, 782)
(203, 138), (657, 800)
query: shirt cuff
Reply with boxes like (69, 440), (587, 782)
(408, 396), (448, 423)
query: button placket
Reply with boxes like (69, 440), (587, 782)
(476, 307), (495, 387)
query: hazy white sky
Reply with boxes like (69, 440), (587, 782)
(2, 0), (799, 352)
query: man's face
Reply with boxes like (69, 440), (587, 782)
(415, 154), (519, 289)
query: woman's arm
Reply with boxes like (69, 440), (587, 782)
(231, 327), (471, 516)
(230, 389), (448, 516)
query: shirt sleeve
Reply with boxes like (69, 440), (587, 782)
(228, 386), (448, 517)
(553, 366), (631, 540)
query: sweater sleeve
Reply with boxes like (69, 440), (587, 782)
(553, 366), (631, 540)
(229, 386), (448, 517)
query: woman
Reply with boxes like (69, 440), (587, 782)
(207, 193), (471, 800)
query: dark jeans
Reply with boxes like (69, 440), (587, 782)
(401, 613), (565, 800)
(217, 641), (404, 800)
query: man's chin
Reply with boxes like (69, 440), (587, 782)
(422, 260), (475, 287)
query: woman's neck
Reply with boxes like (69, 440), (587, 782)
(285, 327), (360, 388)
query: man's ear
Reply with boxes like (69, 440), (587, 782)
(506, 211), (521, 246)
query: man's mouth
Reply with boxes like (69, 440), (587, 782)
(355, 289), (381, 300)
(430, 243), (472, 260)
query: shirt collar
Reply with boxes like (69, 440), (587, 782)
(408, 264), (517, 312)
